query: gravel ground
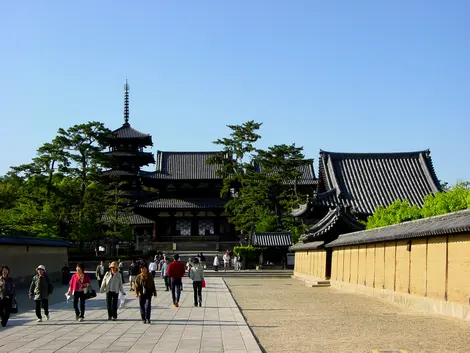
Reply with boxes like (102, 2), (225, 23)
(225, 278), (470, 353)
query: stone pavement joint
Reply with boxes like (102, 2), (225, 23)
(0, 277), (262, 353)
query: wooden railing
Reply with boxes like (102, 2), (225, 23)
(158, 235), (220, 242)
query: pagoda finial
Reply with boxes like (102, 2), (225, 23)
(124, 79), (130, 124)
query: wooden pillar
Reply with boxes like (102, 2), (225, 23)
(170, 212), (177, 237)
(191, 212), (198, 236)
(214, 211), (221, 236)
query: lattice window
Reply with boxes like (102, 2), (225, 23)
(198, 219), (214, 236)
(176, 220), (191, 236)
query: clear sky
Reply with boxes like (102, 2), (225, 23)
(1, 1), (469, 184)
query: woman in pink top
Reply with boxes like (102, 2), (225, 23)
(66, 263), (90, 322)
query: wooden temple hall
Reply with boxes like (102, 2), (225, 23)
(290, 150), (442, 278)
(101, 81), (442, 253)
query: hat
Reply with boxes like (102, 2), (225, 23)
(37, 265), (46, 271)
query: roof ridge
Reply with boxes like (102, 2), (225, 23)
(156, 151), (221, 155)
(338, 208), (470, 238)
(319, 149), (431, 158)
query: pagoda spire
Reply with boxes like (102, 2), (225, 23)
(124, 79), (130, 125)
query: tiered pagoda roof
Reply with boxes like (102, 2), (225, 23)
(102, 80), (155, 174)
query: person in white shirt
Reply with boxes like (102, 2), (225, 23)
(149, 261), (158, 278)
(213, 255), (219, 272)
(223, 251), (231, 271)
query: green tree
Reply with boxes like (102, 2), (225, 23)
(366, 200), (421, 229)
(207, 121), (311, 238)
(100, 178), (134, 256)
(366, 182), (470, 229)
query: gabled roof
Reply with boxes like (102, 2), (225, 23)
(254, 161), (317, 186)
(101, 212), (154, 225)
(252, 232), (293, 247)
(326, 209), (470, 248)
(317, 150), (441, 215)
(299, 207), (365, 242)
(138, 198), (226, 210)
(145, 151), (222, 180)
(289, 241), (324, 251)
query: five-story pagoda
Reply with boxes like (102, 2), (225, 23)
(102, 80), (155, 197)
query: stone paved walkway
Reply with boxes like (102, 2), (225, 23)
(0, 277), (261, 353)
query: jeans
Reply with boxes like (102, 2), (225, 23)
(192, 281), (202, 305)
(163, 276), (170, 290)
(106, 291), (119, 319)
(35, 299), (49, 319)
(0, 297), (12, 326)
(139, 294), (152, 321)
(73, 291), (86, 318)
(170, 278), (182, 304)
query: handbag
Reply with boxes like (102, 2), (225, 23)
(10, 298), (18, 314)
(84, 285), (97, 300)
(202, 279), (206, 288)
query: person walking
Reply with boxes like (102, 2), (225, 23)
(67, 263), (90, 322)
(29, 265), (52, 322)
(0, 266), (15, 327)
(161, 258), (170, 291)
(167, 254), (185, 307)
(129, 260), (140, 291)
(100, 261), (125, 321)
(223, 251), (231, 271)
(213, 254), (219, 271)
(148, 260), (157, 278)
(189, 258), (204, 307)
(135, 264), (157, 324)
(200, 253), (206, 268)
(96, 261), (105, 288)
(118, 259), (125, 283)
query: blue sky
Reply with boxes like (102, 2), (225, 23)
(1, 1), (469, 184)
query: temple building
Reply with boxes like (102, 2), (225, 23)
(101, 81), (442, 257)
(290, 150), (442, 278)
(101, 82), (317, 252)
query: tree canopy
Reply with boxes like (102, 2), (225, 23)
(0, 121), (121, 242)
(366, 182), (470, 229)
(207, 120), (311, 242)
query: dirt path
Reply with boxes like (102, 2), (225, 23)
(225, 278), (470, 353)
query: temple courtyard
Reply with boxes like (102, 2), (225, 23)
(1, 277), (470, 352)
(225, 278), (470, 353)
(0, 277), (260, 353)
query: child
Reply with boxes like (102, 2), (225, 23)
(135, 264), (157, 324)
(29, 265), (52, 322)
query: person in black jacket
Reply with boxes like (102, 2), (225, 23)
(129, 260), (141, 291)
(0, 266), (15, 327)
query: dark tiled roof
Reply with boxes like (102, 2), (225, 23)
(289, 241), (324, 251)
(112, 123), (152, 140)
(138, 198), (226, 209)
(317, 150), (441, 215)
(101, 170), (138, 177)
(101, 212), (154, 225)
(254, 161), (317, 186)
(0, 235), (71, 247)
(291, 203), (309, 217)
(252, 232), (293, 247)
(326, 209), (470, 248)
(300, 207), (365, 242)
(145, 151), (222, 180)
(102, 151), (155, 165)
